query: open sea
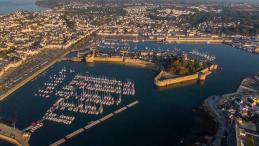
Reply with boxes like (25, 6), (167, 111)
(0, 0), (44, 14)
(0, 43), (259, 146)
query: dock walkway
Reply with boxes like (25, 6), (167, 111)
(49, 100), (139, 146)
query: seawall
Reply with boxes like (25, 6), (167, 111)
(154, 64), (218, 87)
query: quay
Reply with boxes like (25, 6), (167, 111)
(49, 100), (139, 146)
(0, 123), (30, 146)
(97, 34), (230, 44)
(61, 57), (83, 62)
(165, 37), (226, 44)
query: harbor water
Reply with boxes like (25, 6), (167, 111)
(0, 141), (13, 146)
(1, 43), (259, 146)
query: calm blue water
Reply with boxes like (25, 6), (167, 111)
(0, 0), (44, 14)
(0, 141), (13, 146)
(0, 43), (259, 146)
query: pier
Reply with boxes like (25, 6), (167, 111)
(49, 100), (139, 146)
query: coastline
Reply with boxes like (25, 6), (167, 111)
(203, 95), (227, 146)
(0, 24), (98, 102)
(0, 33), (95, 102)
(202, 80), (256, 146)
(0, 50), (70, 101)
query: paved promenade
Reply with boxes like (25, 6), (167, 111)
(0, 123), (30, 146)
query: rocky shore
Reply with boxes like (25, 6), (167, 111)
(181, 106), (218, 146)
(203, 95), (227, 146)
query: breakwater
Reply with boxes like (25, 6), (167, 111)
(49, 100), (139, 146)
(85, 56), (160, 71)
(154, 64), (218, 87)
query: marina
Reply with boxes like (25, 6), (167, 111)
(189, 49), (216, 62)
(27, 67), (136, 133)
(35, 67), (67, 98)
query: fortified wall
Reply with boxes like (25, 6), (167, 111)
(85, 55), (160, 70)
(154, 64), (218, 87)
(86, 54), (217, 87)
